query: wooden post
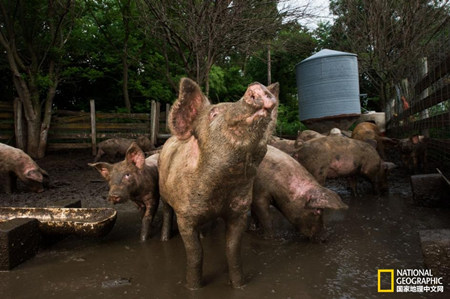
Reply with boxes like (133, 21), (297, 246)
(13, 98), (25, 150)
(150, 100), (158, 146)
(90, 100), (97, 156)
(166, 103), (171, 133)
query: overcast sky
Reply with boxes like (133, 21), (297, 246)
(280, 0), (333, 29)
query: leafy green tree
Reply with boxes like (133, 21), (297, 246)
(0, 0), (82, 158)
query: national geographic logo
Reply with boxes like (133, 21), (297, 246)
(377, 269), (445, 293)
(378, 269), (394, 292)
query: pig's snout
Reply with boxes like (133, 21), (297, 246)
(244, 83), (277, 112)
(108, 195), (123, 204)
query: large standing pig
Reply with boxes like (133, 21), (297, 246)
(0, 143), (49, 193)
(158, 78), (278, 289)
(398, 135), (428, 173)
(252, 145), (348, 240)
(351, 122), (396, 159)
(293, 136), (393, 195)
(89, 143), (161, 241)
(94, 136), (153, 162)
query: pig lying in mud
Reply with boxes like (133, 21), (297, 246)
(89, 143), (160, 241)
(268, 136), (298, 155)
(252, 145), (348, 240)
(158, 78), (278, 289)
(397, 135), (428, 173)
(351, 122), (396, 159)
(293, 136), (395, 195)
(0, 143), (49, 193)
(94, 136), (153, 162)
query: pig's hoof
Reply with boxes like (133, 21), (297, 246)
(230, 280), (246, 289)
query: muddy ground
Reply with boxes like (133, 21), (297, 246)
(0, 148), (449, 299)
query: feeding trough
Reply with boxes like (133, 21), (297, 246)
(0, 207), (117, 237)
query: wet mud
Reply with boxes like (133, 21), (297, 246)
(0, 149), (449, 298)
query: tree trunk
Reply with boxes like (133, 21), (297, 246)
(267, 43), (272, 85)
(122, 54), (131, 112)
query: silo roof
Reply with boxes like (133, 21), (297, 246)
(298, 49), (357, 65)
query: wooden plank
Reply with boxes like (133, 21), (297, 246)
(52, 115), (90, 124)
(47, 143), (92, 150)
(96, 123), (149, 130)
(96, 112), (150, 120)
(0, 112), (13, 118)
(0, 102), (13, 111)
(48, 132), (92, 139)
(415, 55), (450, 94)
(0, 123), (14, 129)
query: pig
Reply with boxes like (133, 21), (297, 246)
(94, 136), (153, 162)
(268, 135), (298, 155)
(397, 135), (428, 173)
(89, 142), (161, 241)
(351, 122), (396, 159)
(293, 136), (393, 195)
(295, 129), (325, 145)
(158, 78), (278, 289)
(0, 143), (49, 193)
(252, 145), (348, 240)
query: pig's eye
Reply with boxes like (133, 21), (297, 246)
(124, 173), (131, 180)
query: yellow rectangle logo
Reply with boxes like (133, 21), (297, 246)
(378, 269), (394, 292)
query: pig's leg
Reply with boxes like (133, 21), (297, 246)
(140, 195), (160, 241)
(160, 200), (173, 241)
(251, 194), (274, 238)
(225, 213), (247, 288)
(4, 172), (17, 193)
(178, 217), (203, 290)
(347, 176), (358, 196)
(94, 148), (104, 162)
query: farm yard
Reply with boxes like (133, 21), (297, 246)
(0, 146), (449, 299)
(1, 0), (450, 298)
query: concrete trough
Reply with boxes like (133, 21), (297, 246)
(410, 173), (450, 207)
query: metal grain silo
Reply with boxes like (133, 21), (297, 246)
(295, 49), (361, 133)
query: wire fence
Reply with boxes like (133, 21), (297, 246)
(386, 29), (450, 169)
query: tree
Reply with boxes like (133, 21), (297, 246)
(137, 0), (301, 96)
(328, 0), (450, 109)
(0, 0), (81, 158)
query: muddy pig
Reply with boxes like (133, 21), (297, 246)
(351, 122), (396, 159)
(158, 78), (278, 289)
(0, 143), (49, 193)
(293, 136), (394, 195)
(252, 145), (348, 240)
(268, 135), (298, 155)
(94, 136), (153, 162)
(89, 142), (160, 241)
(295, 129), (325, 146)
(398, 135), (428, 173)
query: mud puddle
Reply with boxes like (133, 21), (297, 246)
(0, 164), (449, 298)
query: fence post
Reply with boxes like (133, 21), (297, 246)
(166, 103), (171, 133)
(13, 98), (25, 150)
(90, 99), (97, 156)
(150, 100), (159, 146)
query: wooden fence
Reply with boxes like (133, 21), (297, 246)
(386, 53), (450, 165)
(0, 100), (171, 154)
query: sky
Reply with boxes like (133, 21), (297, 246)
(280, 0), (333, 30)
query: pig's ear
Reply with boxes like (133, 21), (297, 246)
(365, 139), (378, 149)
(267, 82), (280, 101)
(25, 169), (44, 182)
(306, 190), (348, 210)
(88, 162), (112, 180)
(126, 142), (146, 169)
(169, 77), (210, 140)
